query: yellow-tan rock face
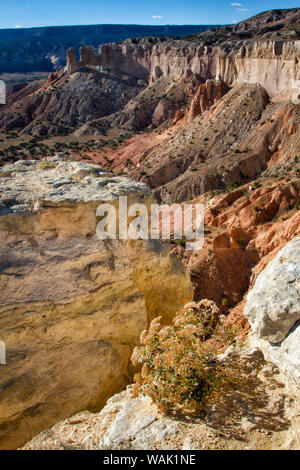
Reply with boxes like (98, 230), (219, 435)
(0, 159), (193, 449)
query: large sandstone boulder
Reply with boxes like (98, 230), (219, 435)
(244, 237), (300, 382)
(22, 386), (180, 450)
(0, 157), (193, 449)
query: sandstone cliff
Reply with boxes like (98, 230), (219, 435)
(0, 157), (193, 449)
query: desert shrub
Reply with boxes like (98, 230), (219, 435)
(131, 300), (241, 415)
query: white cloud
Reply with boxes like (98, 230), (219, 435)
(152, 15), (163, 19)
(232, 19), (238, 23)
(237, 8), (249, 11)
(230, 2), (242, 6)
(14, 25), (22, 28)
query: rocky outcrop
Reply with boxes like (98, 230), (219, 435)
(124, 83), (299, 203)
(244, 237), (300, 383)
(0, 157), (193, 450)
(187, 79), (228, 121)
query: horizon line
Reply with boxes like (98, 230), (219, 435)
(0, 23), (225, 31)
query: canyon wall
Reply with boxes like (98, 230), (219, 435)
(66, 39), (300, 100)
(217, 41), (300, 100)
(0, 157), (193, 449)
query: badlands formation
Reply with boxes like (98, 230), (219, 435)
(0, 8), (299, 450)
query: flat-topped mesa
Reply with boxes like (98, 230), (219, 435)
(66, 38), (300, 100)
(0, 157), (193, 450)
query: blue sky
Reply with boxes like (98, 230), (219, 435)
(0, 0), (298, 28)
